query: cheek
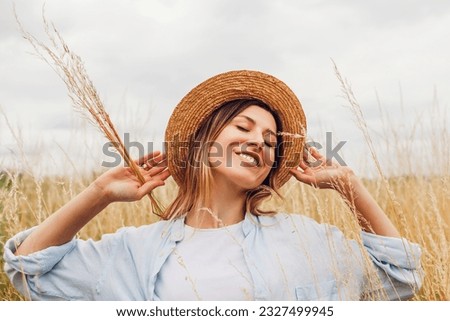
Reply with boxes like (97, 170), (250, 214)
(261, 147), (276, 168)
(208, 144), (226, 169)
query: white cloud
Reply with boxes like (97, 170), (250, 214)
(0, 0), (448, 176)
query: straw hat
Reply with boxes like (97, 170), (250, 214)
(165, 70), (307, 189)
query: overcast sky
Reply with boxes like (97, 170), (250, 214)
(0, 0), (449, 177)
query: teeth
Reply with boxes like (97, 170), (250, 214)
(237, 153), (258, 166)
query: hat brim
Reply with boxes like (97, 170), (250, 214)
(165, 70), (307, 188)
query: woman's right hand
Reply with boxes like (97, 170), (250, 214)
(92, 151), (171, 203)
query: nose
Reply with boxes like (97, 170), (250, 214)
(246, 141), (263, 149)
(244, 132), (265, 150)
(242, 132), (275, 167)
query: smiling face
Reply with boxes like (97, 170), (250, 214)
(164, 99), (281, 220)
(208, 105), (278, 191)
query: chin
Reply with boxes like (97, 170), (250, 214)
(230, 174), (268, 191)
(211, 162), (271, 192)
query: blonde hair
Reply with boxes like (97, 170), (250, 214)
(162, 99), (283, 220)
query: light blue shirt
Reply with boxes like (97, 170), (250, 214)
(3, 213), (422, 300)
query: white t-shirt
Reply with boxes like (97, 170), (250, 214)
(155, 222), (254, 300)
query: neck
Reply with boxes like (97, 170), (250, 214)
(185, 182), (247, 229)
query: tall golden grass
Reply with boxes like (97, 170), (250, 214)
(13, 7), (163, 215)
(0, 97), (448, 300)
(0, 13), (448, 301)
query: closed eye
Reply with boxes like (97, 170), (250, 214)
(236, 125), (250, 132)
(264, 132), (277, 148)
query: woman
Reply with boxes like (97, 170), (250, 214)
(4, 70), (422, 300)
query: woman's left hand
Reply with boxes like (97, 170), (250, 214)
(289, 147), (355, 194)
(290, 147), (401, 237)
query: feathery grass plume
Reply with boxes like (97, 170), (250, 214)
(331, 61), (425, 288)
(331, 60), (403, 219)
(13, 7), (163, 215)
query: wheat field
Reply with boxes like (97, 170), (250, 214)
(0, 125), (449, 301)
(0, 168), (448, 300)
(0, 80), (449, 301)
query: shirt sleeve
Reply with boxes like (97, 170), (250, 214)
(360, 231), (423, 300)
(3, 227), (128, 300)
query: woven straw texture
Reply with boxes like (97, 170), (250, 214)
(165, 70), (306, 188)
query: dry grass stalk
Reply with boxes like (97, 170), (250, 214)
(331, 61), (405, 223)
(331, 61), (426, 289)
(13, 8), (163, 215)
(2, 11), (447, 301)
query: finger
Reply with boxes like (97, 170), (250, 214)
(309, 147), (327, 162)
(311, 147), (336, 166)
(302, 148), (309, 161)
(143, 159), (168, 175)
(152, 168), (171, 181)
(302, 148), (319, 166)
(136, 180), (166, 199)
(143, 167), (170, 179)
(302, 148), (314, 163)
(136, 170), (171, 198)
(299, 157), (322, 170)
(140, 154), (165, 171)
(147, 153), (166, 167)
(308, 150), (329, 168)
(146, 164), (168, 177)
(153, 158), (168, 168)
(298, 160), (308, 171)
(289, 169), (316, 186)
(135, 151), (161, 166)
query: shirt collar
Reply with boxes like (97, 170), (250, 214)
(169, 216), (186, 242)
(168, 212), (257, 241)
(243, 212), (257, 236)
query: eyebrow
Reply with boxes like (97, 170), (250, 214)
(236, 115), (277, 138)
